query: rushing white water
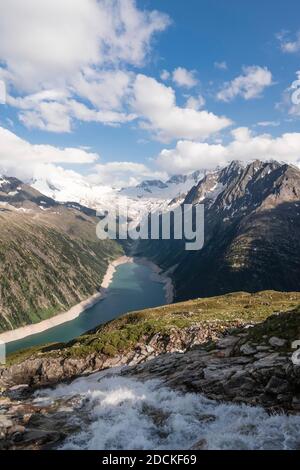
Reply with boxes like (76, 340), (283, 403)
(35, 369), (300, 450)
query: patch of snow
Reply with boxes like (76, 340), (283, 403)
(15, 207), (32, 213)
(0, 177), (9, 187)
(206, 182), (225, 206)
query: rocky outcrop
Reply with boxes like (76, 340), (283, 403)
(1, 324), (300, 450)
(126, 321), (300, 413)
(1, 298), (300, 409)
(0, 392), (88, 450)
(0, 325), (223, 390)
(4, 290), (296, 389)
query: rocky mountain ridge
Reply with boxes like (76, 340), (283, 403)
(136, 160), (300, 300)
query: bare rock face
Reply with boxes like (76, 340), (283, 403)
(125, 332), (300, 413)
(269, 337), (287, 348)
(0, 394), (87, 450)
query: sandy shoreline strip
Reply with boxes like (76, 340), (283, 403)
(0, 256), (132, 345)
(0, 255), (174, 345)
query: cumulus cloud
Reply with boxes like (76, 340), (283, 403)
(0, 126), (97, 165)
(0, 0), (169, 89)
(0, 125), (99, 182)
(0, 125), (165, 189)
(158, 140), (227, 173)
(133, 74), (231, 142)
(172, 67), (198, 88)
(156, 127), (300, 174)
(217, 66), (273, 102)
(0, 0), (169, 131)
(8, 87), (137, 132)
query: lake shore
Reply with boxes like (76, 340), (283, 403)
(0, 255), (132, 345)
(0, 256), (174, 345)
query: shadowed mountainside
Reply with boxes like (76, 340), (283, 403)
(135, 160), (300, 300)
(0, 176), (123, 332)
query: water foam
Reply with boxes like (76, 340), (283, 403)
(35, 369), (300, 450)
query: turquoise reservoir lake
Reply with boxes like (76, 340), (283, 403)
(6, 261), (167, 355)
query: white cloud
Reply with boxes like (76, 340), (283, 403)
(156, 127), (300, 174)
(21, 102), (72, 133)
(214, 61), (228, 70)
(0, 0), (169, 89)
(0, 80), (6, 104)
(0, 0), (169, 131)
(69, 100), (136, 126)
(0, 126), (98, 180)
(0, 125), (165, 189)
(73, 70), (133, 112)
(172, 67), (198, 88)
(8, 89), (137, 133)
(88, 162), (167, 188)
(278, 31), (300, 53)
(217, 66), (273, 102)
(158, 140), (227, 172)
(133, 74), (231, 142)
(257, 121), (280, 127)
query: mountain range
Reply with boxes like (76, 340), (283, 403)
(31, 168), (207, 221)
(1, 158), (300, 331)
(134, 160), (300, 300)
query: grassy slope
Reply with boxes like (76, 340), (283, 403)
(7, 290), (300, 366)
(0, 208), (123, 332)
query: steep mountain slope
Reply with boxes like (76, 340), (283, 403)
(0, 177), (123, 332)
(135, 160), (300, 300)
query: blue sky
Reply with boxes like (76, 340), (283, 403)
(0, 0), (300, 187)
